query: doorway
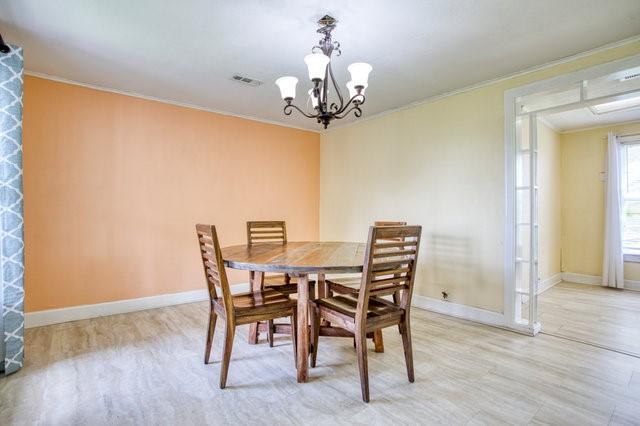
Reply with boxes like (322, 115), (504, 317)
(504, 54), (640, 342)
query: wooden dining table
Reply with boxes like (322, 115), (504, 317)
(221, 241), (366, 383)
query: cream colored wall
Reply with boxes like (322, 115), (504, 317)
(537, 120), (562, 282)
(320, 42), (640, 313)
(560, 121), (640, 281)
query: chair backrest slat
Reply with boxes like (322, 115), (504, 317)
(196, 224), (234, 314)
(246, 221), (287, 245)
(355, 225), (422, 327)
(374, 221), (407, 227)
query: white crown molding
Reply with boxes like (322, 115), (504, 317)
(558, 118), (640, 134)
(24, 70), (319, 135)
(324, 34), (640, 134)
(26, 35), (640, 137)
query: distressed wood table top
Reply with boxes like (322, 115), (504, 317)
(221, 241), (366, 275)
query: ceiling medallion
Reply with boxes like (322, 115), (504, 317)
(276, 15), (372, 129)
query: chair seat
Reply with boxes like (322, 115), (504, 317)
(316, 294), (403, 323)
(327, 277), (405, 297)
(214, 289), (296, 317)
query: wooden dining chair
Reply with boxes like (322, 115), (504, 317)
(325, 221), (407, 352)
(196, 224), (298, 389)
(310, 225), (422, 402)
(246, 221), (315, 346)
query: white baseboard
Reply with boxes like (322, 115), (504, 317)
(561, 272), (601, 286)
(539, 273), (562, 294)
(626, 279), (640, 291)
(25, 283), (249, 329)
(560, 272), (640, 291)
(411, 294), (506, 328)
(26, 282), (510, 332)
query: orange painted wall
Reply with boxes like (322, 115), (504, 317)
(22, 76), (320, 312)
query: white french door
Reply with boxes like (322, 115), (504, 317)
(514, 113), (539, 328)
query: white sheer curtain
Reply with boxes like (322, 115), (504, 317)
(602, 132), (624, 289)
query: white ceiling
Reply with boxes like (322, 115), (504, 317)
(544, 107), (640, 132)
(2, 0), (640, 131)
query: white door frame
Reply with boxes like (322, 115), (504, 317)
(503, 54), (640, 335)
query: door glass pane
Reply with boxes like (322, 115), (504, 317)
(516, 152), (530, 187)
(516, 188), (530, 224)
(516, 224), (530, 260)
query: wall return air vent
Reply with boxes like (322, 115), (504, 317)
(231, 74), (263, 87)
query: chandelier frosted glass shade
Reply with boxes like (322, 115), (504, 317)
(275, 76), (298, 100)
(347, 63), (373, 88)
(304, 53), (330, 81)
(275, 15), (371, 129)
(346, 81), (367, 98)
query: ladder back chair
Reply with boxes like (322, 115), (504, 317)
(196, 224), (298, 389)
(325, 221), (407, 352)
(246, 221), (315, 346)
(310, 225), (422, 402)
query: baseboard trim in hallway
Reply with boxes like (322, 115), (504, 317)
(561, 272), (640, 291)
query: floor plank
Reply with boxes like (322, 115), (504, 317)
(2, 301), (640, 424)
(535, 281), (640, 357)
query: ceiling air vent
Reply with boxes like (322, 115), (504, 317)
(231, 74), (263, 87)
(620, 72), (640, 81)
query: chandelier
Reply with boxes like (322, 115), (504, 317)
(275, 15), (372, 129)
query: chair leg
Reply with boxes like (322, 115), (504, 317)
(399, 315), (414, 383)
(355, 328), (370, 403)
(219, 323), (235, 389)
(291, 311), (298, 369)
(310, 303), (320, 368)
(310, 281), (316, 300)
(373, 329), (384, 353)
(267, 320), (274, 347)
(392, 291), (403, 335)
(204, 311), (217, 364)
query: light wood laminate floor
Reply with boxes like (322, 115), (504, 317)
(537, 281), (640, 357)
(2, 301), (640, 425)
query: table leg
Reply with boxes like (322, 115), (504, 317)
(296, 273), (310, 383)
(317, 273), (329, 326)
(248, 271), (264, 344)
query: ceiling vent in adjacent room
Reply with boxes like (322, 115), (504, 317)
(231, 74), (263, 87)
(620, 72), (640, 82)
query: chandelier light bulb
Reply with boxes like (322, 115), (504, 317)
(346, 81), (367, 99)
(304, 53), (330, 82)
(347, 63), (372, 88)
(275, 76), (298, 100)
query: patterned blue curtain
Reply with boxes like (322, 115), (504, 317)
(0, 44), (24, 375)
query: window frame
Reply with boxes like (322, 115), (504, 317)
(620, 138), (640, 262)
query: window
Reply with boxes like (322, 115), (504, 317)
(621, 142), (640, 258)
